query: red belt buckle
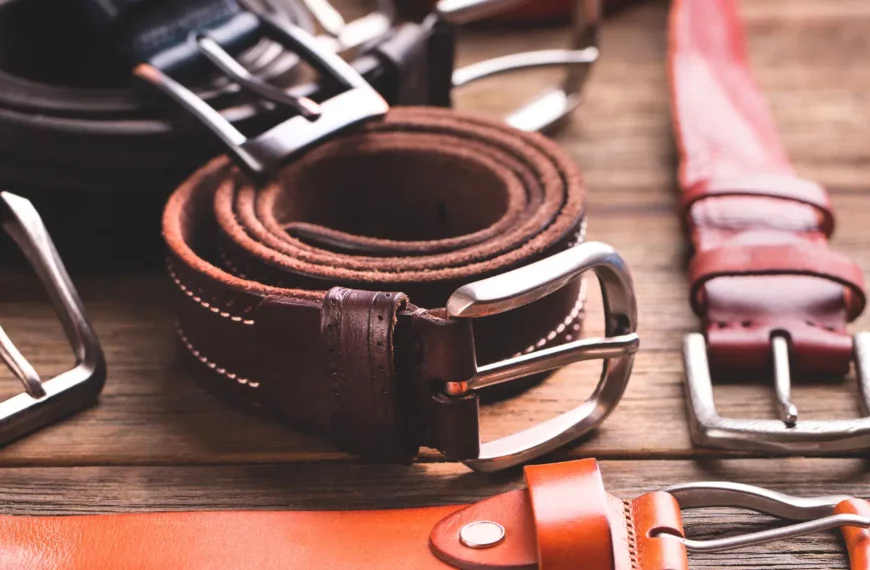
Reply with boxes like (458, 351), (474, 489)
(0, 192), (105, 444)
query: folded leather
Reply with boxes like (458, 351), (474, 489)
(0, 459), (689, 570)
(670, 0), (866, 375)
(162, 107), (588, 462)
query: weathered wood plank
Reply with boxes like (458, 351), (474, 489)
(0, 0), (866, 566)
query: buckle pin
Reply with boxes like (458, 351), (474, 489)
(771, 334), (798, 425)
(445, 241), (638, 472)
(0, 325), (45, 399)
(194, 35), (322, 120)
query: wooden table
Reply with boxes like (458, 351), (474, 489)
(0, 0), (867, 567)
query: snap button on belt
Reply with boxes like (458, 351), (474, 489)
(160, 3), (638, 471)
(670, 0), (869, 451)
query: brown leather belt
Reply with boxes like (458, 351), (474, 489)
(163, 105), (639, 471)
(670, 0), (870, 451)
(1, 458), (868, 569)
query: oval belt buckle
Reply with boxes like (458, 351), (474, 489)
(659, 481), (869, 557)
(445, 242), (639, 472)
(437, 0), (600, 132)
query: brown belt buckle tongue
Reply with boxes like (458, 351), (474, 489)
(0, 193), (106, 444)
(134, 11), (389, 179)
(444, 242), (639, 472)
(437, 0), (600, 132)
(682, 332), (870, 452)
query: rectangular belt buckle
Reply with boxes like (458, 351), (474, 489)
(0, 192), (105, 444)
(682, 332), (870, 452)
(437, 0), (599, 132)
(134, 11), (389, 179)
(444, 242), (639, 472)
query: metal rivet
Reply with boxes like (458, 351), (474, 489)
(459, 521), (505, 549)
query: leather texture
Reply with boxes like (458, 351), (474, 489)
(669, 0), (866, 376)
(0, 459), (689, 569)
(163, 106), (588, 462)
(835, 498), (870, 570)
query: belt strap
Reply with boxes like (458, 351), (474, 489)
(670, 0), (866, 376)
(0, 459), (689, 570)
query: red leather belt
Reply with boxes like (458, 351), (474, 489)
(0, 458), (867, 569)
(163, 103), (638, 471)
(670, 0), (870, 451)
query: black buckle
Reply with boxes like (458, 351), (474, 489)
(135, 11), (388, 179)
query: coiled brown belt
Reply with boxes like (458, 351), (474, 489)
(163, 106), (638, 471)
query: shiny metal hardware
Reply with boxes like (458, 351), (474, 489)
(135, 11), (388, 178)
(660, 481), (869, 554)
(303, 0), (395, 54)
(438, 0), (600, 132)
(459, 521), (505, 549)
(446, 241), (638, 472)
(0, 192), (106, 445)
(682, 331), (870, 452)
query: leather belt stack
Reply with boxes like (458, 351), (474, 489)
(1, 458), (869, 568)
(671, 0), (870, 452)
(163, 103), (639, 470)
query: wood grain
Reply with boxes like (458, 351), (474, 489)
(0, 0), (866, 567)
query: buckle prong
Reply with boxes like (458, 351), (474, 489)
(0, 192), (105, 444)
(771, 334), (798, 425)
(661, 481), (870, 554)
(194, 35), (322, 120)
(445, 241), (638, 472)
(0, 324), (45, 398)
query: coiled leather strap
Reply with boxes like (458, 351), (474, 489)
(163, 106), (587, 463)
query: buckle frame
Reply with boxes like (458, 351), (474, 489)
(0, 192), (106, 444)
(682, 331), (870, 452)
(437, 0), (599, 132)
(660, 481), (869, 554)
(135, 11), (389, 179)
(445, 241), (639, 472)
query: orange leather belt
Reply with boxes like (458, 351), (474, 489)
(163, 103), (639, 471)
(0, 458), (868, 569)
(671, 0), (870, 451)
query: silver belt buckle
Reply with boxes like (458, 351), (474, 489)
(437, 0), (600, 132)
(135, 11), (389, 179)
(682, 332), (870, 452)
(444, 242), (639, 472)
(0, 192), (105, 444)
(662, 481), (869, 554)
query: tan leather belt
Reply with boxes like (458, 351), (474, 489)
(671, 0), (870, 451)
(163, 105), (639, 472)
(1, 458), (869, 569)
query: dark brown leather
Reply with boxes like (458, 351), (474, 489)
(670, 0), (866, 376)
(163, 107), (587, 463)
